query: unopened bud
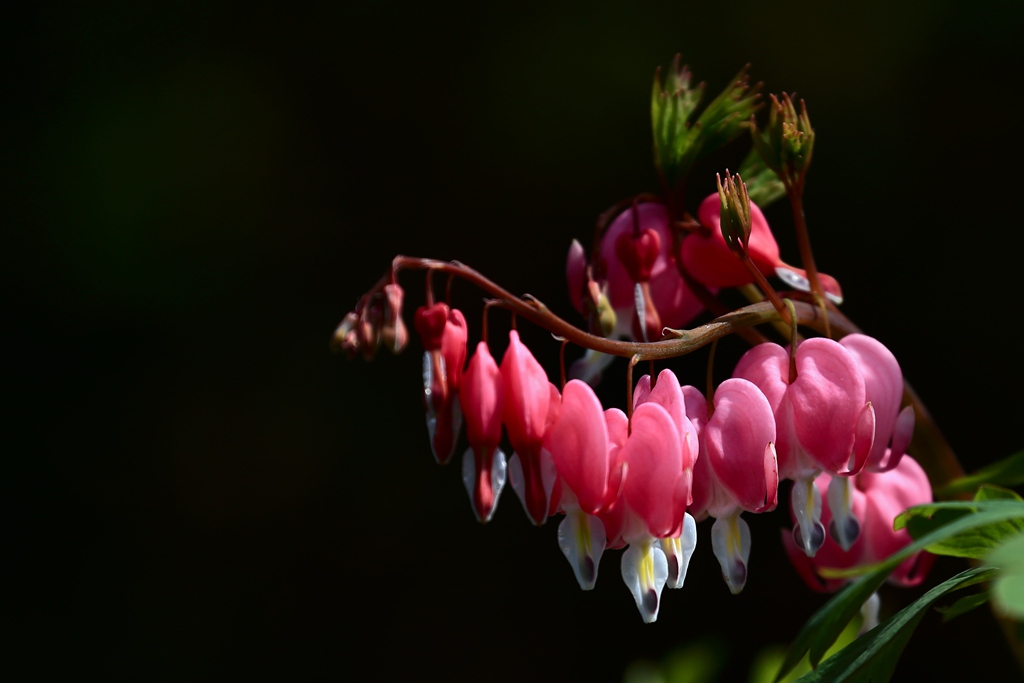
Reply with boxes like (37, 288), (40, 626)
(751, 93), (814, 191)
(716, 171), (752, 253)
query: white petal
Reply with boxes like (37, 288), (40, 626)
(791, 475), (826, 557)
(826, 475), (861, 552)
(661, 513), (698, 589)
(621, 541), (669, 623)
(509, 452), (527, 516)
(557, 510), (607, 590)
(711, 514), (751, 595)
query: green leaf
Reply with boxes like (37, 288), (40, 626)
(974, 484), (1024, 502)
(792, 566), (997, 683)
(987, 531), (1024, 620)
(935, 448), (1024, 497)
(777, 501), (1024, 681)
(935, 590), (991, 622)
(737, 148), (785, 207)
(895, 495), (1024, 559)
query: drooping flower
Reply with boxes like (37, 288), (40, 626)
(783, 455), (934, 593)
(632, 369), (699, 590)
(616, 373), (697, 622)
(733, 338), (874, 557)
(599, 203), (705, 337)
(840, 334), (914, 473)
(682, 380), (778, 594)
(460, 341), (506, 523)
(543, 379), (627, 589)
(501, 330), (561, 526)
(413, 303), (468, 464)
(681, 193), (843, 303)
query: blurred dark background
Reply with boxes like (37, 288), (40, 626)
(6, 1), (1024, 680)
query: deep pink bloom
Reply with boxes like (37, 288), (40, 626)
(840, 334), (915, 473)
(681, 193), (843, 303)
(543, 379), (627, 589)
(460, 341), (506, 523)
(733, 338), (874, 556)
(501, 330), (561, 526)
(783, 455), (934, 592)
(413, 303), (468, 464)
(592, 202), (705, 337)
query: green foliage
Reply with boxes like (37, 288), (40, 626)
(791, 566), (997, 683)
(894, 488), (1024, 560)
(736, 148), (785, 207)
(987, 531), (1024, 620)
(935, 449), (1024, 498)
(935, 590), (992, 622)
(777, 499), (1024, 681)
(750, 620), (860, 683)
(651, 61), (760, 189)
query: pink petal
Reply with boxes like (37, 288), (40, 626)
(621, 403), (685, 539)
(683, 193), (781, 289)
(441, 308), (468, 390)
(705, 378), (778, 513)
(840, 334), (904, 470)
(789, 338), (867, 475)
(501, 330), (552, 451)
(566, 239), (587, 314)
(600, 203), (704, 331)
(545, 380), (610, 515)
(462, 342), (504, 453)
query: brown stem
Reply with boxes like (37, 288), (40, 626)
(349, 254), (963, 490)
(788, 188), (827, 304)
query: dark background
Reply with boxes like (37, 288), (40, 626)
(7, 1), (1024, 680)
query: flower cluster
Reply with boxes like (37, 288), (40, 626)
(334, 62), (937, 624)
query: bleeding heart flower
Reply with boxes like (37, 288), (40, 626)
(783, 455), (934, 593)
(840, 334), (914, 473)
(501, 330), (561, 526)
(681, 193), (843, 303)
(460, 341), (506, 523)
(733, 338), (874, 557)
(615, 379), (698, 623)
(683, 379), (778, 594)
(413, 303), (468, 464)
(633, 369), (701, 591)
(598, 202), (705, 337)
(544, 379), (627, 589)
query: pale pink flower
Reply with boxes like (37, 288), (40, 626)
(683, 380), (778, 594)
(733, 338), (875, 557)
(783, 455), (934, 592)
